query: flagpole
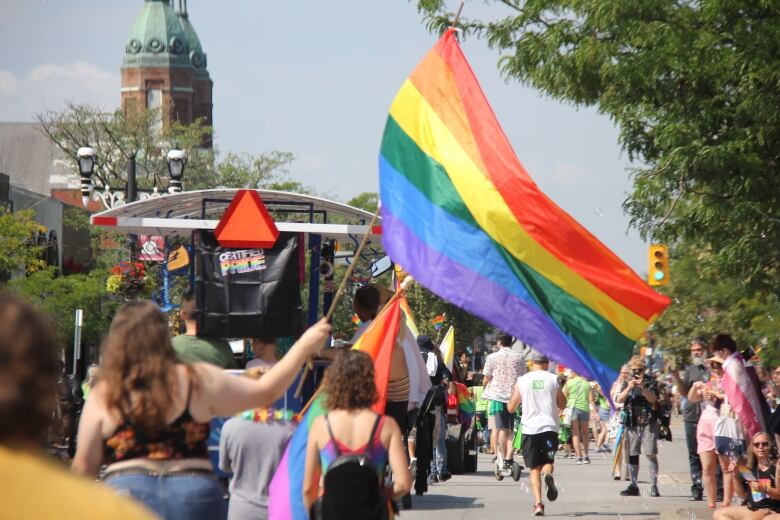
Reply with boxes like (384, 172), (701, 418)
(295, 207), (380, 397)
(451, 2), (464, 28)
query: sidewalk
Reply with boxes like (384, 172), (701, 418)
(401, 420), (713, 519)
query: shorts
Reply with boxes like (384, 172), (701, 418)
(626, 422), (659, 456)
(522, 431), (559, 469)
(572, 408), (590, 423)
(598, 407), (611, 423)
(489, 401), (513, 430)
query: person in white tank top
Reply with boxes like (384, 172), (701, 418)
(508, 353), (567, 517)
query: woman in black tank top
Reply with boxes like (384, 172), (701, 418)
(713, 432), (780, 520)
(72, 301), (331, 520)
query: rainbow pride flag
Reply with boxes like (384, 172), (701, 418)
(431, 314), (446, 330)
(378, 28), (670, 394)
(453, 381), (474, 425)
(268, 296), (402, 520)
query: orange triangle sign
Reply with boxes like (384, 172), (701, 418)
(214, 190), (279, 248)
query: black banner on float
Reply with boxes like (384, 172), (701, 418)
(194, 230), (302, 339)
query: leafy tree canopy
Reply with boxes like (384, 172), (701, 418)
(37, 103), (300, 193)
(347, 192), (379, 212)
(0, 208), (47, 280)
(418, 0), (780, 294)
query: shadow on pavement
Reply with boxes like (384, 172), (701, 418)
(407, 494), (483, 511)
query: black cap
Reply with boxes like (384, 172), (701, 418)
(416, 335), (434, 351)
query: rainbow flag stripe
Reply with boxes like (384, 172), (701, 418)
(379, 29), (670, 390)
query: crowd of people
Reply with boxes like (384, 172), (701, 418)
(4, 284), (780, 519)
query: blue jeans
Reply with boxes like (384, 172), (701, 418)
(105, 473), (227, 520)
(432, 406), (448, 476)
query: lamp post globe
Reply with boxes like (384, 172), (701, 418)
(166, 149), (187, 194)
(76, 146), (96, 206)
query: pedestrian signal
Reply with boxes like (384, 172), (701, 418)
(647, 244), (669, 286)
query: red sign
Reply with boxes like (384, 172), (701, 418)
(138, 235), (164, 262)
(214, 190), (279, 248)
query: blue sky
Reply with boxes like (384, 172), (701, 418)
(0, 0), (648, 274)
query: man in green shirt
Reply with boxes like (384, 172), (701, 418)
(171, 292), (236, 368)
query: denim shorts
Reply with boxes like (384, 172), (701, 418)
(105, 471), (227, 520)
(572, 408), (590, 423)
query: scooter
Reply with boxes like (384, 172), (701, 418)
(494, 449), (523, 481)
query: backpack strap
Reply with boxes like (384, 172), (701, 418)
(324, 414), (341, 457)
(364, 414), (382, 456)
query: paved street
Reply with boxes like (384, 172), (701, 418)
(401, 421), (712, 520)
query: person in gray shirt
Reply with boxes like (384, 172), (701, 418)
(669, 338), (709, 501)
(219, 417), (294, 520)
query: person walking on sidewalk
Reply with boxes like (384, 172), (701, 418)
(563, 372), (595, 464)
(669, 338), (710, 501)
(509, 353), (566, 517)
(616, 356), (662, 498)
(483, 334), (527, 470)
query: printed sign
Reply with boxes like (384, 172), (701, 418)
(138, 235), (164, 262)
(219, 249), (266, 276)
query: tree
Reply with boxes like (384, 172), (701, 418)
(649, 241), (780, 368)
(0, 208), (46, 281)
(9, 267), (111, 353)
(418, 1), (780, 294)
(37, 103), (299, 193)
(346, 192), (379, 212)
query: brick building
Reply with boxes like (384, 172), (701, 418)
(121, 0), (212, 138)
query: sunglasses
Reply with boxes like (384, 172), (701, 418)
(753, 442), (770, 448)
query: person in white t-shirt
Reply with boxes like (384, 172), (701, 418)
(508, 353), (567, 517)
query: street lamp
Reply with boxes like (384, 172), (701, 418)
(77, 146), (96, 207)
(167, 149), (187, 194)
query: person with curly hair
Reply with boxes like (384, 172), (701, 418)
(72, 300), (331, 520)
(304, 349), (411, 518)
(0, 292), (156, 520)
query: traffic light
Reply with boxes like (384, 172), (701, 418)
(648, 244), (670, 286)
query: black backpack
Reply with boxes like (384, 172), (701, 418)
(312, 414), (389, 520)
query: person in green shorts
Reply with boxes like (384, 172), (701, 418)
(563, 371), (594, 464)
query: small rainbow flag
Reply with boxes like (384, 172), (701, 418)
(431, 314), (445, 331)
(351, 314), (362, 326)
(453, 381), (475, 426)
(268, 296), (402, 520)
(378, 29), (670, 394)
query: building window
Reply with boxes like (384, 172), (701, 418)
(146, 87), (163, 134)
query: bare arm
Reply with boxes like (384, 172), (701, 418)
(688, 381), (703, 403)
(303, 417), (324, 512)
(507, 386), (522, 414)
(556, 388), (567, 410)
(197, 320), (331, 416)
(71, 383), (108, 477)
(385, 418), (411, 498)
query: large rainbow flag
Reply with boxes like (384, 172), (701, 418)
(378, 28), (670, 393)
(268, 296), (402, 520)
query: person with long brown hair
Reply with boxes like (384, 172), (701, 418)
(0, 292), (156, 520)
(72, 300), (330, 520)
(303, 349), (411, 518)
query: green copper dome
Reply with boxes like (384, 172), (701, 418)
(123, 0), (207, 72)
(177, 10), (209, 77)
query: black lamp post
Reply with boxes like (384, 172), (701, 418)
(77, 146), (96, 207)
(167, 149), (187, 193)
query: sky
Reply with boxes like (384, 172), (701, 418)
(0, 0), (648, 274)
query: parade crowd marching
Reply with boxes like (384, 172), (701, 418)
(2, 282), (780, 520)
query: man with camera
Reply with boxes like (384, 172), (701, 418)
(616, 356), (661, 498)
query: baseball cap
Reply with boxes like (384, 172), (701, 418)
(531, 352), (549, 364)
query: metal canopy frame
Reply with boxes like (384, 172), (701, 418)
(89, 188), (381, 239)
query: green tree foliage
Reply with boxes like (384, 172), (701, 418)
(405, 282), (491, 350)
(652, 242), (780, 368)
(0, 208), (47, 280)
(346, 192), (379, 212)
(37, 103), (299, 193)
(10, 267), (111, 352)
(418, 1), (780, 294)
